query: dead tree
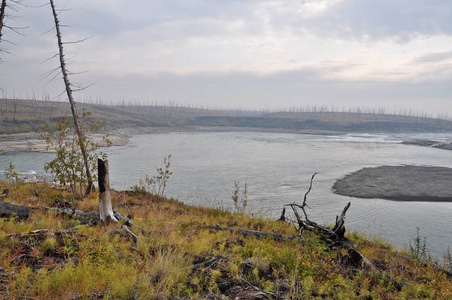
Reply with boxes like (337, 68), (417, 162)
(98, 159), (118, 223)
(0, 0), (6, 43)
(1, 0), (23, 45)
(49, 0), (94, 196)
(98, 159), (139, 241)
(283, 174), (375, 269)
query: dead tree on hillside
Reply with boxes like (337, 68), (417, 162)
(283, 173), (375, 269)
(49, 0), (94, 195)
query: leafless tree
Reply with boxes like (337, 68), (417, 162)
(48, 0), (94, 195)
(0, 0), (6, 43)
(1, 0), (24, 48)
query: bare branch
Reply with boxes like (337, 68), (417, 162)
(39, 26), (57, 40)
(303, 172), (317, 207)
(41, 52), (60, 64)
(71, 82), (96, 92)
(63, 36), (91, 44)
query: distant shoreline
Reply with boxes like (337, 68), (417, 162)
(1, 126), (451, 154)
(0, 126), (342, 153)
(333, 165), (452, 202)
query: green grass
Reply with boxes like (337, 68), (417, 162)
(0, 182), (451, 299)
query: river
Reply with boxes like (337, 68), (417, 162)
(1, 130), (452, 258)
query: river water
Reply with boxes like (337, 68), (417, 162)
(1, 130), (452, 258)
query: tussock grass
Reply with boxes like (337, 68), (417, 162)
(0, 182), (451, 299)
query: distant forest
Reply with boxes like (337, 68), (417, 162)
(1, 98), (452, 134)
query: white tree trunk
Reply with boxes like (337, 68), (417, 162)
(98, 159), (118, 223)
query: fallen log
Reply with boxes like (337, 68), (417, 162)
(0, 202), (30, 219)
(38, 206), (100, 224)
(207, 225), (301, 242)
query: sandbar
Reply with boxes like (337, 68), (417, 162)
(333, 165), (452, 202)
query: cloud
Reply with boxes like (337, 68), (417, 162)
(2, 0), (451, 115)
(15, 1), (452, 45)
(75, 69), (452, 113)
(415, 51), (452, 63)
(253, 0), (452, 42)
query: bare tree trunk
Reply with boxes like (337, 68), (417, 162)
(0, 0), (6, 43)
(49, 0), (94, 196)
(98, 159), (117, 223)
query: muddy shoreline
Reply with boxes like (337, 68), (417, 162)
(333, 165), (452, 202)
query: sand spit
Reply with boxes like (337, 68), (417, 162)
(333, 165), (452, 202)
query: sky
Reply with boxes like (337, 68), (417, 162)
(1, 0), (452, 114)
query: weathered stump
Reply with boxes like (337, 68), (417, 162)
(98, 159), (117, 223)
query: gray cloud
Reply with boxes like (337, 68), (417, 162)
(415, 51), (452, 63)
(273, 0), (452, 42)
(2, 0), (451, 115)
(14, 1), (452, 44)
(75, 69), (452, 113)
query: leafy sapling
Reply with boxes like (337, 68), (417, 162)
(232, 181), (248, 214)
(139, 154), (172, 197)
(4, 162), (20, 183)
(41, 109), (111, 198)
(409, 227), (429, 261)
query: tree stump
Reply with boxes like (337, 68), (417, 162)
(98, 159), (117, 223)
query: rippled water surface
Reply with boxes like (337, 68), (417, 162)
(2, 131), (452, 257)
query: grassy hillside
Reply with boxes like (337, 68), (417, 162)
(0, 182), (451, 299)
(2, 98), (452, 134)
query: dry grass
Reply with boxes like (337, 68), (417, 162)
(0, 182), (451, 299)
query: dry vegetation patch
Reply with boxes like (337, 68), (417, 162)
(0, 182), (451, 299)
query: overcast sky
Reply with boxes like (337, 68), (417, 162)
(1, 0), (452, 114)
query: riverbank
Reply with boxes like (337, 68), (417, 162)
(0, 126), (341, 153)
(333, 165), (452, 201)
(0, 130), (130, 153)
